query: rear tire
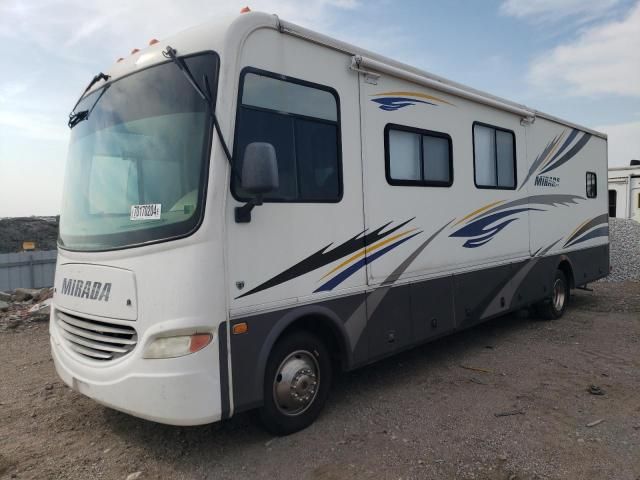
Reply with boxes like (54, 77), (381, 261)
(259, 331), (332, 435)
(536, 270), (569, 320)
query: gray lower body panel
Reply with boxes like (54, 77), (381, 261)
(226, 244), (609, 414)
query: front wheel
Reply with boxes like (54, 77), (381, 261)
(259, 331), (332, 435)
(536, 270), (570, 320)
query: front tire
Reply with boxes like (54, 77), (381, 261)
(537, 270), (569, 320)
(259, 331), (332, 435)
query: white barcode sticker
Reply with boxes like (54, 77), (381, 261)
(130, 204), (162, 220)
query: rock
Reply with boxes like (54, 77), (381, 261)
(0, 300), (9, 312)
(28, 300), (51, 321)
(587, 385), (606, 396)
(600, 218), (640, 282)
(0, 291), (11, 302)
(36, 288), (53, 303)
(126, 472), (143, 480)
(13, 288), (40, 302)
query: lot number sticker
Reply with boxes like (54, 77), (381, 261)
(130, 204), (162, 221)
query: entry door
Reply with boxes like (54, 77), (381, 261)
(227, 30), (366, 313)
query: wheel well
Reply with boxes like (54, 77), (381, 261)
(558, 260), (574, 289)
(278, 315), (348, 371)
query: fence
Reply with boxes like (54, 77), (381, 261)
(0, 250), (57, 292)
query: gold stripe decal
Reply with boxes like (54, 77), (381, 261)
(372, 91), (455, 106)
(453, 200), (505, 226)
(320, 228), (417, 280)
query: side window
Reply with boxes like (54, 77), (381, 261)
(233, 69), (341, 202)
(608, 190), (617, 217)
(586, 171), (597, 198)
(385, 124), (453, 187)
(473, 123), (516, 189)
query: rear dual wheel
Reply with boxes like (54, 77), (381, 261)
(259, 331), (332, 435)
(537, 270), (570, 320)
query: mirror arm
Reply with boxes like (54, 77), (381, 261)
(234, 195), (263, 223)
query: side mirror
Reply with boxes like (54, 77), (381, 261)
(240, 142), (279, 195)
(235, 142), (279, 223)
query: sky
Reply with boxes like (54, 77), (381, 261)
(0, 0), (639, 216)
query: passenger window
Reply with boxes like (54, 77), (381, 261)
(473, 123), (516, 189)
(586, 171), (597, 198)
(385, 125), (452, 186)
(233, 70), (341, 202)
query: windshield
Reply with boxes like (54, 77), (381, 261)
(59, 52), (218, 251)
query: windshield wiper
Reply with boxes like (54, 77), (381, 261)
(162, 45), (233, 166)
(68, 110), (89, 128)
(68, 72), (111, 129)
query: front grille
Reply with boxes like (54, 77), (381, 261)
(55, 310), (137, 361)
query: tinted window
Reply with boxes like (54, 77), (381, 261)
(473, 123), (516, 189)
(608, 190), (616, 217)
(242, 73), (337, 121)
(386, 125), (452, 186)
(586, 171), (597, 198)
(233, 70), (341, 202)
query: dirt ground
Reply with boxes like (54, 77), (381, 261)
(1, 282), (639, 480)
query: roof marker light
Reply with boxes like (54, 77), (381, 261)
(149, 38), (159, 46)
(240, 6), (251, 13)
(116, 58), (124, 63)
(131, 48), (140, 55)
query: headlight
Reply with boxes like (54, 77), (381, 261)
(143, 333), (212, 359)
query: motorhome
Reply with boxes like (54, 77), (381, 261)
(608, 161), (640, 221)
(51, 10), (609, 435)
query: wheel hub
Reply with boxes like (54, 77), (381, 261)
(553, 278), (566, 311)
(273, 350), (319, 416)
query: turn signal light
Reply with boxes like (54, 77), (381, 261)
(232, 322), (248, 335)
(189, 334), (212, 353)
(240, 6), (251, 13)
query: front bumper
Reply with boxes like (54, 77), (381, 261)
(50, 318), (223, 426)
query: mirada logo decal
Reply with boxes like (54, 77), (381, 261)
(60, 278), (112, 302)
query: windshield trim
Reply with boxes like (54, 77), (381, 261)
(58, 50), (220, 253)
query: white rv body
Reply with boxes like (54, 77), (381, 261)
(50, 12), (609, 426)
(608, 164), (640, 221)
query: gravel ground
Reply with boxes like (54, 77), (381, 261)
(1, 281), (639, 480)
(602, 218), (640, 282)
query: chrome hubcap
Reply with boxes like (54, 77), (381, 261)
(273, 350), (320, 416)
(553, 278), (566, 311)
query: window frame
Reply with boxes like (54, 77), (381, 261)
(472, 121), (518, 190)
(231, 66), (343, 204)
(586, 171), (597, 198)
(384, 123), (454, 187)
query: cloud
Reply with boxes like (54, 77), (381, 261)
(500, 0), (620, 22)
(527, 2), (640, 97)
(0, 110), (69, 142)
(595, 121), (640, 167)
